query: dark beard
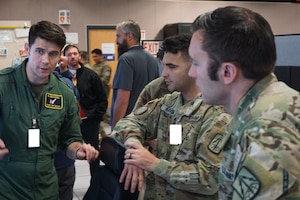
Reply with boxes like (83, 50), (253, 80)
(117, 41), (129, 58)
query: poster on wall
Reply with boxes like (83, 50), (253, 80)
(0, 20), (31, 69)
(102, 43), (115, 61)
(65, 32), (78, 44)
(0, 31), (13, 43)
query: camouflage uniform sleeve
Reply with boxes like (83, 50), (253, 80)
(231, 119), (300, 199)
(111, 99), (162, 144)
(153, 107), (231, 195)
(100, 64), (111, 86)
(133, 84), (155, 111)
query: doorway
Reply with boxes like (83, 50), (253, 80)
(87, 25), (117, 108)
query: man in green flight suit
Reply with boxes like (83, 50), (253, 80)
(0, 20), (99, 200)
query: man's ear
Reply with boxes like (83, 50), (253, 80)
(220, 62), (238, 85)
(127, 32), (134, 42)
(25, 43), (30, 56)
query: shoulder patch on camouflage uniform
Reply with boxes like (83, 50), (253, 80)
(134, 106), (148, 115)
(208, 133), (223, 154)
(232, 166), (260, 200)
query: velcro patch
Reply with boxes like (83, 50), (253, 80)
(45, 93), (63, 110)
(233, 166), (260, 200)
(208, 133), (223, 154)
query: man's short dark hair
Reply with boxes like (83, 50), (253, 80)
(91, 48), (103, 55)
(29, 20), (66, 49)
(63, 44), (80, 55)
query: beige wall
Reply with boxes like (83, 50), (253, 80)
(1, 0), (300, 50)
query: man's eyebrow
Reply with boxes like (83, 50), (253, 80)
(164, 63), (177, 67)
(35, 47), (45, 51)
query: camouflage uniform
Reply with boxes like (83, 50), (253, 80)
(92, 61), (111, 96)
(133, 77), (170, 111)
(112, 92), (231, 200)
(92, 61), (111, 126)
(218, 74), (300, 199)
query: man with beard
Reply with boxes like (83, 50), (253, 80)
(60, 44), (108, 178)
(111, 20), (159, 129)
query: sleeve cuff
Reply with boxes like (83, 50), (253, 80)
(153, 159), (170, 177)
(125, 137), (142, 145)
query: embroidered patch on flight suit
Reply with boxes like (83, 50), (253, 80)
(232, 166), (260, 200)
(45, 93), (63, 110)
(208, 134), (223, 154)
(134, 106), (148, 115)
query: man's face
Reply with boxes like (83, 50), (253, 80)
(65, 47), (80, 69)
(26, 37), (61, 84)
(116, 28), (129, 56)
(188, 31), (222, 105)
(58, 56), (68, 68)
(161, 51), (194, 94)
(92, 53), (102, 64)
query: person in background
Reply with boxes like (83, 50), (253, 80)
(111, 34), (231, 199)
(0, 20), (99, 200)
(111, 19), (159, 129)
(79, 50), (92, 69)
(133, 47), (169, 111)
(188, 6), (300, 199)
(91, 48), (111, 137)
(54, 55), (79, 200)
(132, 77), (169, 112)
(60, 44), (108, 178)
(91, 48), (112, 98)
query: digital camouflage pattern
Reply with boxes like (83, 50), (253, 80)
(133, 77), (170, 111)
(218, 74), (300, 200)
(112, 92), (231, 200)
(92, 61), (111, 95)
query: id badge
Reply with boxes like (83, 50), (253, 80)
(169, 124), (182, 145)
(28, 129), (40, 148)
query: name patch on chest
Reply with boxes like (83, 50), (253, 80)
(45, 93), (63, 109)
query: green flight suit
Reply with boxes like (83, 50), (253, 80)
(0, 59), (82, 199)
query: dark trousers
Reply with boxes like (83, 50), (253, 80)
(57, 164), (76, 200)
(80, 118), (100, 177)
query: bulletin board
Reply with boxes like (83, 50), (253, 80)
(0, 20), (31, 69)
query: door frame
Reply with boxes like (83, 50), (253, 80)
(86, 25), (116, 53)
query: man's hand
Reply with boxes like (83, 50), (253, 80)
(0, 139), (9, 159)
(123, 141), (160, 172)
(58, 56), (68, 72)
(75, 143), (99, 162)
(119, 163), (145, 193)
